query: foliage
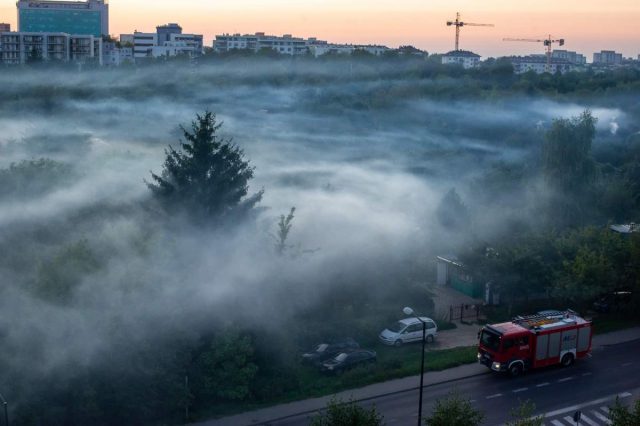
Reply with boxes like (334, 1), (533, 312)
(274, 207), (296, 255)
(436, 188), (471, 230)
(0, 158), (73, 201)
(542, 111), (597, 225)
(33, 239), (101, 304)
(424, 392), (484, 426)
(148, 111), (263, 221)
(310, 397), (385, 426)
(198, 332), (259, 401)
(505, 400), (544, 426)
(609, 397), (640, 426)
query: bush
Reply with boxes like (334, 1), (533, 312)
(310, 397), (384, 426)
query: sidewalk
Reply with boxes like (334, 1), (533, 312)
(196, 327), (640, 426)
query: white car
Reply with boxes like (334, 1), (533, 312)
(379, 317), (438, 347)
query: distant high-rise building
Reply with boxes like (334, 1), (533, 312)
(593, 50), (622, 65)
(552, 49), (586, 65)
(0, 23), (10, 32)
(156, 23), (182, 46)
(17, 0), (109, 37)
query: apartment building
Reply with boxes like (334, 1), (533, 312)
(0, 31), (102, 65)
(593, 50), (623, 65)
(508, 55), (574, 74)
(441, 50), (481, 69)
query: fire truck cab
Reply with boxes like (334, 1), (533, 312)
(477, 310), (592, 377)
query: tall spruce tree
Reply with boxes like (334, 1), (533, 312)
(148, 111), (263, 221)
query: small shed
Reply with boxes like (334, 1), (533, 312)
(436, 255), (484, 299)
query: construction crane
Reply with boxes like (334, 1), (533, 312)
(446, 12), (494, 51)
(503, 35), (565, 72)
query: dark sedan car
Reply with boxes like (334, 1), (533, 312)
(593, 291), (632, 313)
(320, 349), (376, 374)
(301, 339), (360, 365)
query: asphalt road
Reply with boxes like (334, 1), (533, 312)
(263, 339), (640, 426)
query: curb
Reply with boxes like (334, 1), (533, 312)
(249, 371), (489, 426)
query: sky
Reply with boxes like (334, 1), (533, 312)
(1, 0), (639, 58)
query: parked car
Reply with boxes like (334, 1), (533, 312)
(320, 349), (376, 374)
(379, 317), (438, 347)
(593, 291), (633, 313)
(301, 339), (360, 364)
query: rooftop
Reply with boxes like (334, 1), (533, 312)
(443, 50), (481, 58)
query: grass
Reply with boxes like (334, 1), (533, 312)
(592, 315), (640, 335)
(200, 345), (478, 421)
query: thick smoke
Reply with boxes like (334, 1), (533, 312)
(0, 61), (635, 415)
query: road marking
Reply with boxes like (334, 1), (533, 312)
(582, 372), (593, 376)
(622, 362), (633, 367)
(600, 406), (610, 413)
(539, 391), (632, 418)
(574, 414), (599, 426)
(536, 382), (550, 387)
(550, 420), (564, 426)
(558, 377), (574, 383)
(486, 393), (503, 399)
(470, 399), (477, 403)
(513, 388), (529, 393)
(591, 410), (611, 424)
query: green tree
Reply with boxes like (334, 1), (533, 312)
(609, 397), (640, 426)
(436, 188), (471, 230)
(0, 158), (73, 201)
(148, 111), (263, 221)
(34, 239), (101, 304)
(199, 332), (258, 401)
(542, 110), (597, 225)
(310, 397), (384, 426)
(505, 400), (544, 426)
(424, 393), (484, 426)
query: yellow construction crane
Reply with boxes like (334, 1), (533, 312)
(503, 35), (565, 72)
(447, 12), (494, 51)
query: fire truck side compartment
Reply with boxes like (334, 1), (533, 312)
(536, 334), (548, 360)
(548, 332), (561, 358)
(578, 325), (591, 352)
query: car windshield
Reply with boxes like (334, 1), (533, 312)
(480, 329), (501, 352)
(387, 321), (406, 333)
(334, 353), (348, 362)
(316, 344), (328, 352)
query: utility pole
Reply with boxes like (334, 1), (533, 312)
(0, 392), (9, 426)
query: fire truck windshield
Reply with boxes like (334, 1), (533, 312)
(480, 329), (501, 352)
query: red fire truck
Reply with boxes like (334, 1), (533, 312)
(477, 310), (593, 377)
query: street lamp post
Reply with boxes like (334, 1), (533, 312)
(404, 306), (427, 426)
(0, 392), (8, 426)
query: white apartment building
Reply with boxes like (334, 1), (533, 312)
(441, 50), (481, 69)
(151, 42), (199, 59)
(132, 30), (203, 60)
(508, 55), (574, 74)
(0, 31), (102, 65)
(215, 32), (308, 55)
(307, 42), (390, 58)
(133, 31), (157, 59)
(102, 41), (133, 66)
(214, 32), (391, 57)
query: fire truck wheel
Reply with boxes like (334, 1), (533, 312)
(426, 335), (434, 344)
(509, 363), (523, 377)
(394, 340), (403, 347)
(561, 353), (575, 367)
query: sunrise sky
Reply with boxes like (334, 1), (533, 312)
(1, 0), (639, 58)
